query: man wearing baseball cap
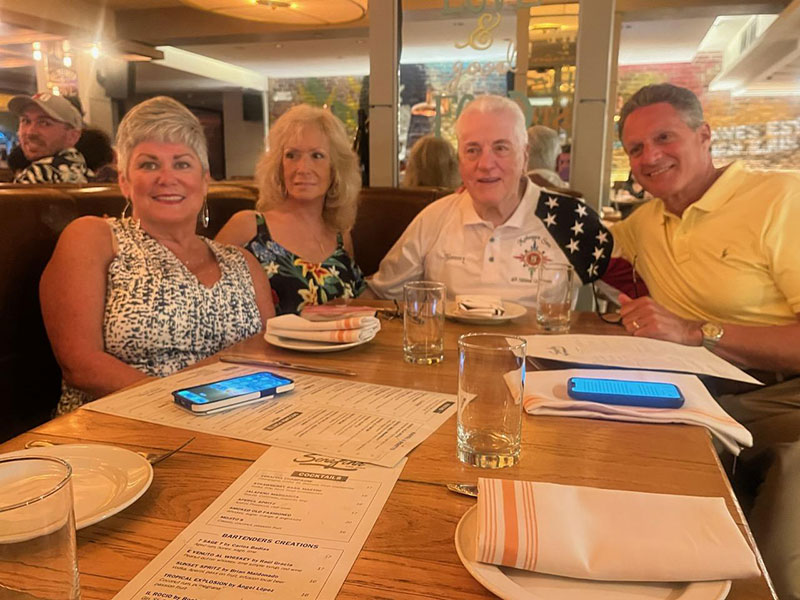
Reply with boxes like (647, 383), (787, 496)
(9, 92), (90, 184)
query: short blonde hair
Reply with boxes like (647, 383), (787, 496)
(403, 135), (460, 189)
(116, 96), (209, 176)
(256, 104), (361, 231)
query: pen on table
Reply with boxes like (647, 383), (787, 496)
(219, 355), (358, 377)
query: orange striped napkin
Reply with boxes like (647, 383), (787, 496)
(476, 478), (760, 581)
(266, 314), (380, 343)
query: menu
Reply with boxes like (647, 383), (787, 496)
(523, 334), (761, 385)
(113, 447), (405, 600)
(86, 361), (456, 467)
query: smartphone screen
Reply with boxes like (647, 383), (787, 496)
(173, 372), (294, 410)
(567, 377), (684, 408)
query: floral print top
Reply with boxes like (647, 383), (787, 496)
(245, 212), (366, 315)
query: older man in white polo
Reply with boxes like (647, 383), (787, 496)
(368, 95), (610, 306)
(9, 92), (88, 184)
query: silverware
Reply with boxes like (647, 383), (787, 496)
(219, 355), (357, 377)
(24, 437), (195, 466)
(447, 482), (479, 498)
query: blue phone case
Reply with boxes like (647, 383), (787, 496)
(567, 377), (684, 409)
(173, 371), (294, 414)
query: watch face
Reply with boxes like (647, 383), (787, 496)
(702, 323), (723, 339)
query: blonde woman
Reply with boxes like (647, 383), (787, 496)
(402, 134), (460, 189)
(216, 104), (365, 314)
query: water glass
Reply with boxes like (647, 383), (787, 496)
(403, 281), (446, 364)
(537, 263), (575, 333)
(457, 334), (526, 468)
(0, 456), (80, 599)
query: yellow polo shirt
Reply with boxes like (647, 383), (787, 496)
(612, 161), (800, 326)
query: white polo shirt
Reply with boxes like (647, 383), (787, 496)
(368, 179), (573, 307)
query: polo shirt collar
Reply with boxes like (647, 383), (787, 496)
(460, 177), (534, 228)
(688, 160), (744, 214)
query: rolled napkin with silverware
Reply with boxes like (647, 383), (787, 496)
(475, 477), (760, 582)
(266, 314), (380, 343)
(456, 295), (505, 317)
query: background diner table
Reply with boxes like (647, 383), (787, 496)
(0, 307), (777, 600)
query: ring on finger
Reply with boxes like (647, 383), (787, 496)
(632, 320), (641, 330)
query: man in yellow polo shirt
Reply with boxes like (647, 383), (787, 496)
(612, 83), (800, 600)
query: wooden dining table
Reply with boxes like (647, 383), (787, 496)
(0, 308), (777, 600)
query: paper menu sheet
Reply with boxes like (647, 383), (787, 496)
(113, 447), (405, 600)
(523, 334), (762, 385)
(85, 361), (456, 468)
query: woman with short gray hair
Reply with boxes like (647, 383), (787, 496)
(40, 95), (274, 414)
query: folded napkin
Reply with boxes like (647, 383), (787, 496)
(522, 368), (752, 455)
(267, 314), (380, 343)
(300, 305), (378, 321)
(476, 478), (760, 582)
(456, 295), (505, 317)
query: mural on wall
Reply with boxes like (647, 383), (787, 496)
(613, 52), (800, 180)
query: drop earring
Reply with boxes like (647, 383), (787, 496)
(200, 197), (210, 228)
(122, 198), (131, 219)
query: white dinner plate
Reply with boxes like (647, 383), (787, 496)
(446, 301), (527, 325)
(455, 505), (731, 600)
(265, 331), (376, 352)
(3, 444), (153, 530)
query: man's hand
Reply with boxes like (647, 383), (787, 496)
(618, 294), (703, 346)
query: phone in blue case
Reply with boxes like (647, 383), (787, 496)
(567, 377), (684, 409)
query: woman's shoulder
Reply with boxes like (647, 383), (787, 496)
(215, 209), (262, 246)
(59, 216), (114, 248)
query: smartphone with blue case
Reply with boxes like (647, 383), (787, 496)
(567, 377), (684, 409)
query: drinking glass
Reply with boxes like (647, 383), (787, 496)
(0, 456), (80, 600)
(457, 334), (526, 468)
(403, 281), (446, 364)
(536, 263), (575, 333)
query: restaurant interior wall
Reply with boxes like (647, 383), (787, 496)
(612, 52), (800, 180)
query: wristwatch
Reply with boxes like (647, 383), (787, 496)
(700, 322), (724, 351)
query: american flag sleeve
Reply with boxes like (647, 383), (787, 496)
(534, 190), (613, 284)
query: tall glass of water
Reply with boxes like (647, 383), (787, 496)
(457, 334), (526, 468)
(536, 263), (575, 333)
(403, 281), (446, 364)
(0, 456), (80, 599)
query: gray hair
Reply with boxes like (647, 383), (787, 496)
(618, 83), (705, 139)
(403, 135), (460, 188)
(116, 96), (209, 176)
(526, 125), (561, 171)
(256, 104), (361, 231)
(455, 95), (528, 150)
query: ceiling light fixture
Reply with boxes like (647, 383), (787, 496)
(179, 0), (365, 25)
(32, 41), (42, 61)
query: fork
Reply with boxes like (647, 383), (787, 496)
(24, 437), (196, 465)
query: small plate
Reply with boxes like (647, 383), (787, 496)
(265, 332), (376, 353)
(446, 300), (527, 325)
(3, 444), (153, 530)
(455, 505), (731, 600)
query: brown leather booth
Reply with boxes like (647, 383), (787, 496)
(351, 186), (451, 276)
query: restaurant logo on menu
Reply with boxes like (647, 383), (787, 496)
(293, 453), (365, 472)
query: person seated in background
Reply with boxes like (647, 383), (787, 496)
(526, 125), (567, 189)
(612, 82), (800, 600)
(76, 127), (119, 183)
(367, 95), (611, 307)
(402, 134), (460, 189)
(8, 92), (89, 184)
(556, 144), (571, 183)
(40, 96), (274, 415)
(216, 104), (365, 315)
